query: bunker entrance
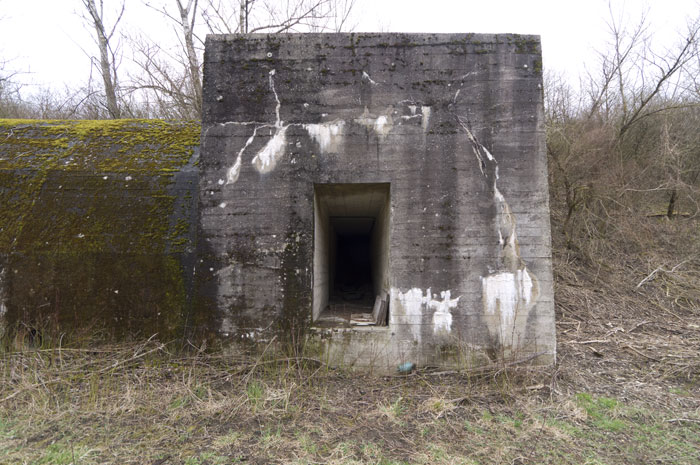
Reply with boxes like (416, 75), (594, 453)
(313, 184), (390, 327)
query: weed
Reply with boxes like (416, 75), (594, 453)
(575, 393), (625, 431)
(246, 380), (265, 411)
(184, 452), (229, 465)
(212, 430), (241, 449)
(34, 442), (92, 465)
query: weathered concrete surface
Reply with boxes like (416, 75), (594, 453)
(0, 119), (204, 340)
(199, 32), (555, 369)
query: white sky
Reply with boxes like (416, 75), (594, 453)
(1, 0), (699, 94)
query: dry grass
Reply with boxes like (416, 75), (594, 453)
(1, 314), (699, 465)
(2, 199), (700, 465)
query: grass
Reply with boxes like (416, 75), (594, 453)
(1, 208), (699, 464)
(0, 338), (698, 465)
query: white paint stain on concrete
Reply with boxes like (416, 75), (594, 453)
(430, 290), (459, 335)
(482, 269), (536, 346)
(392, 287), (425, 341)
(355, 107), (393, 136)
(456, 118), (493, 176)
(269, 70), (281, 125)
(223, 69), (283, 183)
(251, 69), (289, 174)
(252, 126), (288, 173)
(421, 106), (431, 132)
(227, 150), (242, 184)
(227, 126), (260, 184)
(392, 287), (460, 341)
(362, 71), (378, 85)
(303, 121), (345, 153)
(374, 115), (390, 135)
(456, 115), (541, 350)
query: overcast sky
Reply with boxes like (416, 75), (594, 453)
(1, 0), (698, 93)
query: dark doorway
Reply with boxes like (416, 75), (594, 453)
(331, 217), (374, 305)
(313, 184), (390, 326)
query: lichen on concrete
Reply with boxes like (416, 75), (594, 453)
(0, 119), (202, 340)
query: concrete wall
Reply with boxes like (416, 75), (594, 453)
(370, 190), (390, 298)
(312, 191), (330, 321)
(199, 32), (555, 368)
(0, 119), (204, 341)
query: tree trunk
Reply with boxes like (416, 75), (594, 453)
(239, 0), (247, 33)
(96, 26), (120, 118)
(177, 0), (203, 117)
(667, 188), (677, 219)
(84, 0), (121, 119)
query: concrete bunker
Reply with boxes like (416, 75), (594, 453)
(313, 183), (390, 326)
(199, 33), (556, 369)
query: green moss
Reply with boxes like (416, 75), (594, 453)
(509, 34), (540, 54)
(0, 119), (200, 340)
(0, 119), (199, 172)
(533, 58), (543, 74)
(0, 119), (199, 253)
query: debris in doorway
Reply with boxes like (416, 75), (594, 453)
(350, 294), (388, 326)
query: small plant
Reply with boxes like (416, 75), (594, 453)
(379, 396), (406, 423)
(185, 452), (229, 465)
(575, 393), (626, 432)
(298, 432), (319, 455)
(212, 430), (241, 449)
(246, 380), (265, 411)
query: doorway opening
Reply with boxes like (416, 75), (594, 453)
(313, 183), (390, 327)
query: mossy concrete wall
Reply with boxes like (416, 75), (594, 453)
(0, 119), (205, 340)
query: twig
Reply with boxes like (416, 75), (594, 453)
(0, 378), (64, 403)
(621, 345), (660, 362)
(97, 343), (165, 373)
(636, 259), (690, 288)
(667, 418), (700, 424)
(566, 340), (610, 345)
(628, 321), (651, 333)
(422, 352), (550, 378)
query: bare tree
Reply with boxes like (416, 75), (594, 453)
(0, 2), (22, 117)
(131, 0), (355, 119)
(0, 60), (19, 115)
(176, 0), (203, 114)
(81, 0), (125, 119)
(203, 0), (356, 35)
(584, 3), (700, 140)
(546, 4), (700, 252)
(583, 5), (649, 123)
(138, 0), (203, 118)
(129, 36), (201, 119)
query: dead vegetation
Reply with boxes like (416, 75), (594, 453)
(1, 241), (699, 465)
